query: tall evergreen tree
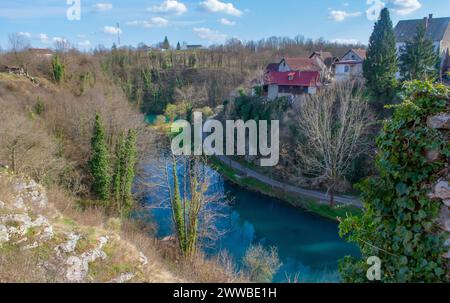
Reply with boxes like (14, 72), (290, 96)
(112, 132), (125, 209)
(399, 21), (440, 80)
(176, 41), (181, 51)
(110, 129), (138, 216)
(162, 36), (170, 50)
(363, 8), (398, 109)
(121, 129), (137, 216)
(89, 113), (111, 201)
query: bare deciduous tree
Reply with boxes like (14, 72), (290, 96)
(296, 81), (371, 205)
(8, 33), (31, 66)
(0, 110), (61, 182)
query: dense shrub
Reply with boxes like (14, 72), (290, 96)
(339, 81), (449, 282)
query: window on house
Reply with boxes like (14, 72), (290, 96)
(344, 66), (350, 73)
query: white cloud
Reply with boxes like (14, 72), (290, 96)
(18, 32), (31, 38)
(148, 0), (187, 16)
(53, 37), (69, 44)
(331, 38), (360, 44)
(39, 33), (50, 43)
(78, 40), (91, 47)
(193, 27), (227, 43)
(329, 10), (362, 21)
(219, 18), (235, 26)
(391, 0), (421, 15)
(93, 3), (113, 11)
(199, 0), (243, 17)
(126, 17), (169, 28)
(103, 26), (122, 35)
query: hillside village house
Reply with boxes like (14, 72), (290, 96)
(263, 56), (322, 100)
(334, 49), (367, 81)
(1, 65), (26, 75)
(309, 51), (339, 83)
(394, 14), (450, 78)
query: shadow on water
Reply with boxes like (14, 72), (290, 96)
(140, 154), (360, 283)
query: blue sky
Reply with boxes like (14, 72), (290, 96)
(1, 0), (450, 50)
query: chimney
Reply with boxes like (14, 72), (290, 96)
(424, 14), (433, 29)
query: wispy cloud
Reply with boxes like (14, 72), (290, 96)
(18, 32), (31, 38)
(92, 3), (113, 12)
(126, 17), (169, 28)
(103, 26), (122, 35)
(329, 10), (362, 22)
(53, 37), (69, 43)
(390, 0), (422, 16)
(331, 38), (360, 44)
(199, 0), (243, 17)
(193, 27), (227, 43)
(147, 0), (187, 16)
(39, 33), (50, 44)
(78, 40), (91, 48)
(219, 18), (235, 26)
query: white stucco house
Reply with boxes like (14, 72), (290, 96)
(334, 49), (367, 82)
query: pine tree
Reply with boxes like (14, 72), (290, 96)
(176, 42), (181, 51)
(363, 8), (398, 109)
(399, 21), (440, 80)
(162, 36), (170, 50)
(89, 113), (111, 201)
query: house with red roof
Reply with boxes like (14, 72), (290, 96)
(262, 56), (323, 100)
(334, 49), (367, 82)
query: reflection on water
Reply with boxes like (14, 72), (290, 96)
(141, 156), (360, 282)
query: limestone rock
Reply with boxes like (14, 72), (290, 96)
(0, 224), (9, 243)
(139, 252), (148, 266)
(425, 149), (440, 162)
(22, 241), (39, 250)
(439, 206), (450, 232)
(14, 197), (26, 210)
(435, 181), (450, 200)
(65, 236), (109, 282)
(444, 200), (450, 207)
(66, 256), (85, 282)
(55, 233), (80, 257)
(427, 113), (450, 129)
(110, 273), (135, 283)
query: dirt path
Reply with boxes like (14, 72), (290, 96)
(216, 155), (363, 208)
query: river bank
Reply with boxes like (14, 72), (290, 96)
(208, 156), (363, 221)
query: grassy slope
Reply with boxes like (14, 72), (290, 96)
(208, 157), (362, 221)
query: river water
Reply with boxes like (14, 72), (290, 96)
(141, 152), (360, 283)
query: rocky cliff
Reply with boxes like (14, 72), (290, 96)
(0, 170), (180, 283)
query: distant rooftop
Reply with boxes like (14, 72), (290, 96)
(395, 14), (450, 43)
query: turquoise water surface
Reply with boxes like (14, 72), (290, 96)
(141, 155), (360, 282)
